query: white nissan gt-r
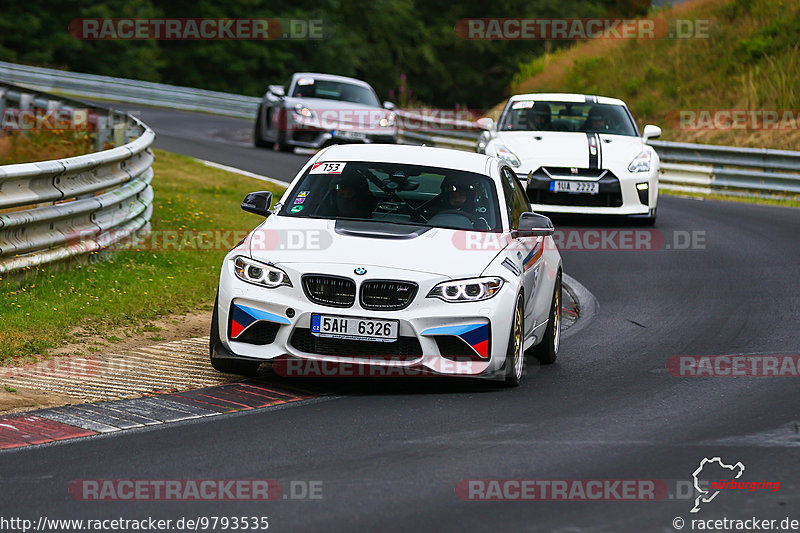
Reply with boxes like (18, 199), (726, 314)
(211, 144), (562, 386)
(478, 93), (662, 225)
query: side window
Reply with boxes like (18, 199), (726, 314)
(500, 167), (524, 229)
(512, 175), (530, 216)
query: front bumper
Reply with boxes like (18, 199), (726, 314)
(215, 261), (517, 379)
(522, 166), (658, 216)
(286, 126), (397, 149)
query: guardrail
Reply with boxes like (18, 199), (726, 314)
(4, 61), (798, 200)
(0, 60), (259, 119)
(649, 140), (800, 198)
(0, 82), (155, 274)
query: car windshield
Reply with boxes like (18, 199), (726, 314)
(291, 78), (380, 106)
(279, 161), (501, 232)
(499, 101), (638, 136)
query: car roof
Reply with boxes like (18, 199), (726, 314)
(309, 144), (496, 176)
(292, 72), (373, 88)
(509, 93), (627, 106)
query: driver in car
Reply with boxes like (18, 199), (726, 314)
(584, 108), (610, 132)
(327, 175), (376, 218)
(525, 103), (551, 131)
(414, 176), (481, 228)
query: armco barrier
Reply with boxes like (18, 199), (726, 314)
(0, 60), (258, 119)
(649, 140), (800, 198)
(0, 82), (155, 274)
(3, 61), (798, 199)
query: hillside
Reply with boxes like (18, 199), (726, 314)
(503, 0), (800, 150)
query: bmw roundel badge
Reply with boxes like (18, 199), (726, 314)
(354, 267), (367, 275)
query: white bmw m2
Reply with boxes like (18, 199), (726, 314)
(211, 144), (562, 386)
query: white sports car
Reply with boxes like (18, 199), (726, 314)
(478, 93), (661, 225)
(210, 144), (562, 386)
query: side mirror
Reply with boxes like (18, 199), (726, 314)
(268, 85), (285, 97)
(241, 191), (274, 217)
(383, 101), (396, 110)
(517, 212), (554, 237)
(643, 124), (661, 142)
(476, 117), (496, 131)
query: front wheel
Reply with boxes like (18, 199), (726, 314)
(503, 294), (525, 387)
(253, 106), (270, 148)
(275, 128), (293, 153)
(530, 273), (561, 364)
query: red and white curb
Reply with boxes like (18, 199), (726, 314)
(0, 380), (315, 450)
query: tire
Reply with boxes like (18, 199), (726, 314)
(503, 294), (525, 387)
(209, 294), (262, 376)
(530, 273), (561, 365)
(275, 128), (293, 153)
(253, 106), (270, 148)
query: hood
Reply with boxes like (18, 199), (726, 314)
(496, 131), (645, 171)
(246, 216), (504, 278)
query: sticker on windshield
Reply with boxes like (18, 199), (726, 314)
(297, 77), (315, 86)
(512, 101), (534, 109)
(310, 162), (346, 175)
(298, 191), (309, 197)
(290, 205), (304, 213)
(293, 197), (305, 204)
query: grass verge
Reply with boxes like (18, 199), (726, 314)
(0, 149), (286, 364)
(507, 0), (800, 151)
(661, 189), (800, 208)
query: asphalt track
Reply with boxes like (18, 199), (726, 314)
(1, 106), (799, 532)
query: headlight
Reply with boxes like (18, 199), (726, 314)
(293, 104), (315, 118)
(628, 150), (651, 173)
(494, 144), (521, 167)
(427, 277), (504, 303)
(233, 256), (292, 288)
(379, 113), (396, 128)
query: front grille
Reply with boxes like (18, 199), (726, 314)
(292, 130), (321, 143)
(290, 328), (422, 360)
(360, 280), (418, 311)
(538, 167), (608, 179)
(526, 168), (623, 208)
(235, 321), (280, 345)
(302, 275), (356, 308)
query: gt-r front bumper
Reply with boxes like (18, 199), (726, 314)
(214, 260), (518, 379)
(521, 167), (658, 216)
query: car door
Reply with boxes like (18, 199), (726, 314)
(500, 166), (542, 337)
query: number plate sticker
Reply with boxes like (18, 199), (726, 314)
(550, 180), (599, 194)
(334, 130), (366, 140)
(310, 162), (347, 174)
(311, 314), (399, 343)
